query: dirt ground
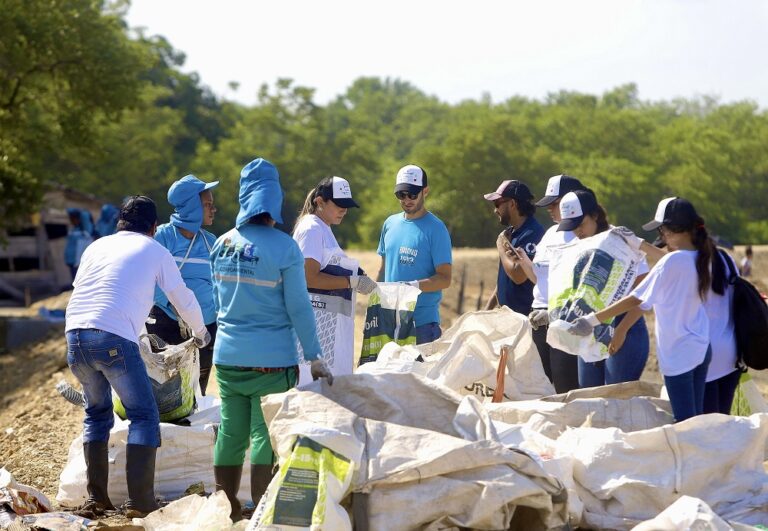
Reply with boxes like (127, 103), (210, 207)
(0, 245), (766, 527)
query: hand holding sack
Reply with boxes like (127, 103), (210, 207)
(528, 309), (549, 330)
(350, 274), (378, 295)
(193, 328), (211, 348)
(311, 358), (334, 385)
(567, 313), (601, 336)
(611, 226), (644, 252)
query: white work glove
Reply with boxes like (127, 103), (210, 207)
(193, 328), (211, 349)
(349, 275), (377, 295)
(567, 313), (601, 336)
(399, 280), (420, 289)
(528, 309), (550, 330)
(310, 359), (334, 385)
(612, 226), (644, 252)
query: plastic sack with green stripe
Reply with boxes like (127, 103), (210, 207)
(114, 334), (200, 422)
(358, 282), (420, 366)
(547, 229), (645, 362)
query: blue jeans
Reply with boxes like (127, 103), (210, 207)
(66, 329), (160, 447)
(578, 317), (649, 388)
(415, 322), (442, 345)
(664, 346), (712, 423)
(703, 369), (741, 414)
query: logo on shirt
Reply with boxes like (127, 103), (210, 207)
(399, 246), (418, 266)
(218, 239), (259, 263)
(525, 242), (537, 255)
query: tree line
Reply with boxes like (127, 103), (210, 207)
(3, 0), (767, 249)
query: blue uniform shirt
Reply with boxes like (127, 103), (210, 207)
(497, 216), (545, 315)
(377, 212), (452, 326)
(153, 224), (217, 325)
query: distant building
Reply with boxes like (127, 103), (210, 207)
(0, 184), (104, 303)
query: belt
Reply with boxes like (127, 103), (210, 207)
(232, 365), (298, 374)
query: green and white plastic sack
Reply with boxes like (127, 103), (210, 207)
(731, 372), (768, 416)
(114, 334), (200, 422)
(359, 282), (420, 365)
(250, 431), (362, 531)
(547, 229), (645, 362)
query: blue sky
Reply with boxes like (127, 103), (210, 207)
(126, 0), (768, 107)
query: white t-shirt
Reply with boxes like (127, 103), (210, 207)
(704, 252), (738, 381)
(531, 224), (576, 309)
(292, 215), (358, 382)
(293, 214), (342, 264)
(630, 250), (710, 376)
(66, 231), (205, 343)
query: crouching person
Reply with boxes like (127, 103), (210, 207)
(211, 158), (332, 521)
(65, 196), (210, 518)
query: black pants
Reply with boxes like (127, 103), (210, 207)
(146, 305), (216, 396)
(531, 323), (579, 394)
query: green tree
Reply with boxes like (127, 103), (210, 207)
(0, 0), (150, 229)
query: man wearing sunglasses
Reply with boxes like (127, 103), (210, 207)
(377, 164), (452, 344)
(482, 180), (544, 316)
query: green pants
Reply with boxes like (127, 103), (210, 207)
(214, 365), (297, 466)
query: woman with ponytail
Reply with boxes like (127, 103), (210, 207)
(567, 197), (712, 422)
(292, 177), (377, 384)
(700, 231), (741, 414)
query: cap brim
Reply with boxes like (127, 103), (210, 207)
(394, 183), (423, 195)
(641, 220), (662, 231)
(557, 216), (583, 232)
(483, 192), (503, 201)
(331, 197), (359, 208)
(535, 195), (558, 207)
(203, 181), (220, 191)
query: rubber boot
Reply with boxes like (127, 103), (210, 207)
(74, 441), (115, 518)
(214, 465), (243, 522)
(124, 444), (160, 518)
(250, 464), (274, 508)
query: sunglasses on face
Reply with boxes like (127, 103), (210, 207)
(493, 198), (512, 208)
(395, 191), (420, 200)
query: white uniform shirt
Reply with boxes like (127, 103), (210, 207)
(531, 224), (576, 309)
(704, 252), (738, 381)
(631, 250), (710, 376)
(66, 231), (205, 343)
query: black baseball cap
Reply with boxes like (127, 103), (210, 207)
(535, 174), (585, 207)
(641, 197), (700, 231)
(483, 180), (534, 202)
(316, 176), (359, 208)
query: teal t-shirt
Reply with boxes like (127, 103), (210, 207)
(377, 212), (452, 326)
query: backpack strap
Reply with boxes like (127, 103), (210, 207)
(718, 248), (738, 285)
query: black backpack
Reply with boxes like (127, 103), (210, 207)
(720, 250), (768, 370)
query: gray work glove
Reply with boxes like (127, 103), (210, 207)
(611, 226), (644, 252)
(310, 358), (334, 385)
(528, 309), (550, 330)
(350, 275), (377, 295)
(193, 328), (211, 349)
(567, 313), (601, 336)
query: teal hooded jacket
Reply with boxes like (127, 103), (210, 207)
(211, 158), (322, 367)
(153, 175), (219, 324)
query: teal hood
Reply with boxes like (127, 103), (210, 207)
(236, 158), (284, 228)
(168, 175), (219, 233)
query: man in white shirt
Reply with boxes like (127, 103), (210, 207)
(65, 196), (210, 518)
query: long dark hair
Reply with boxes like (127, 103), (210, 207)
(666, 217), (723, 300)
(293, 177), (333, 234)
(593, 205), (610, 234)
